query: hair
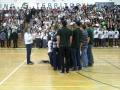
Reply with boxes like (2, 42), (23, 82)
(87, 23), (92, 27)
(48, 35), (51, 41)
(61, 20), (67, 27)
(75, 21), (82, 26)
(81, 24), (86, 30)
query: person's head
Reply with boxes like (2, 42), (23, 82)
(87, 23), (92, 28)
(61, 20), (67, 27)
(69, 22), (75, 30)
(25, 23), (31, 33)
(48, 36), (51, 41)
(75, 20), (81, 28)
(80, 24), (86, 30)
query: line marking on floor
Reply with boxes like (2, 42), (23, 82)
(0, 61), (25, 86)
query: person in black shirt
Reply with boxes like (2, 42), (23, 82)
(57, 20), (72, 73)
(12, 31), (18, 48)
(6, 27), (12, 48)
(71, 21), (83, 70)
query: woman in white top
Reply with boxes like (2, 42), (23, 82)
(99, 29), (106, 47)
(113, 29), (119, 46)
(93, 27), (99, 47)
(104, 29), (109, 47)
(24, 25), (34, 65)
(108, 29), (114, 47)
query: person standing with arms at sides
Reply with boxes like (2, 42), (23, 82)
(93, 26), (99, 47)
(6, 27), (12, 48)
(71, 21), (83, 71)
(56, 20), (72, 73)
(0, 30), (6, 48)
(86, 23), (94, 67)
(113, 28), (119, 47)
(81, 24), (89, 67)
(12, 30), (18, 48)
(24, 24), (34, 65)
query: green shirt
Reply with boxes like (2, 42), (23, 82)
(87, 28), (94, 45)
(57, 27), (72, 47)
(71, 28), (83, 48)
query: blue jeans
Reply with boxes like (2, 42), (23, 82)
(81, 46), (88, 67)
(26, 44), (32, 64)
(87, 45), (94, 65)
(71, 48), (81, 69)
(48, 52), (53, 66)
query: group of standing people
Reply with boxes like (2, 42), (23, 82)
(93, 26), (119, 47)
(47, 20), (94, 73)
(24, 20), (94, 74)
(0, 26), (18, 48)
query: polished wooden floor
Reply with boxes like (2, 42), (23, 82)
(0, 48), (120, 90)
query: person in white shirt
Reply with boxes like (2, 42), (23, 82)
(35, 31), (41, 48)
(43, 32), (48, 48)
(104, 29), (109, 47)
(113, 29), (119, 47)
(93, 27), (99, 47)
(47, 36), (53, 67)
(99, 29), (105, 47)
(32, 31), (37, 47)
(24, 26), (34, 65)
(108, 29), (114, 47)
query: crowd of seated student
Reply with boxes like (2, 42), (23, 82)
(0, 4), (120, 48)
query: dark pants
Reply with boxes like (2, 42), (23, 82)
(43, 39), (47, 48)
(13, 39), (18, 48)
(52, 48), (61, 70)
(71, 48), (81, 69)
(26, 44), (32, 64)
(119, 38), (120, 46)
(32, 39), (36, 47)
(105, 38), (108, 47)
(36, 38), (42, 48)
(59, 46), (71, 72)
(100, 39), (106, 47)
(48, 52), (53, 66)
(7, 39), (11, 48)
(109, 39), (113, 47)
(0, 40), (5, 47)
(114, 38), (119, 46)
(87, 45), (94, 66)
(94, 38), (99, 47)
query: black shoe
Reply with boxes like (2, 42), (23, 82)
(72, 67), (77, 71)
(78, 67), (82, 70)
(27, 62), (34, 65)
(66, 70), (69, 73)
(53, 68), (57, 71)
(61, 68), (65, 73)
(66, 68), (69, 73)
(88, 64), (93, 67)
(60, 71), (65, 73)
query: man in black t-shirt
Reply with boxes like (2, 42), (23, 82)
(71, 21), (83, 70)
(57, 20), (72, 73)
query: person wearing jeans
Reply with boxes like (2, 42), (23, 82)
(24, 24), (34, 65)
(87, 24), (94, 66)
(80, 24), (89, 67)
(71, 21), (83, 70)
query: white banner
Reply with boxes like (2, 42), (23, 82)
(0, 0), (113, 9)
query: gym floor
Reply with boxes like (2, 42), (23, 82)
(0, 48), (120, 90)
